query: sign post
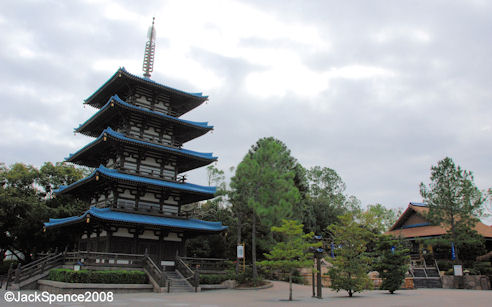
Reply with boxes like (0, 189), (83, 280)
(237, 243), (245, 272)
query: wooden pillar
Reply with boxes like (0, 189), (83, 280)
(129, 228), (144, 254)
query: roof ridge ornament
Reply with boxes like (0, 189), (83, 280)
(142, 17), (156, 78)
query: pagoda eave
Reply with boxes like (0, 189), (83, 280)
(44, 207), (227, 233)
(56, 166), (216, 204)
(85, 68), (207, 116)
(76, 95), (212, 144)
(67, 128), (217, 173)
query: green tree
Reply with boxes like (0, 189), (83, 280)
(230, 137), (301, 280)
(259, 219), (319, 301)
(420, 157), (486, 262)
(0, 162), (86, 263)
(358, 204), (400, 234)
(374, 235), (410, 294)
(303, 166), (359, 237)
(327, 213), (372, 297)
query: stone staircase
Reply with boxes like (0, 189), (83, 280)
(410, 260), (442, 288)
(4, 252), (203, 293)
(167, 271), (195, 293)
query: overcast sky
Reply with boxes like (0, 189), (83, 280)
(0, 0), (491, 220)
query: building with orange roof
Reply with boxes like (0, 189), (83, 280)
(386, 202), (492, 260)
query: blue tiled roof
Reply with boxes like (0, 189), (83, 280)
(85, 68), (207, 104)
(120, 68), (207, 98)
(55, 165), (216, 195)
(44, 207), (227, 232)
(67, 127), (217, 162)
(77, 95), (213, 132)
(410, 202), (427, 207)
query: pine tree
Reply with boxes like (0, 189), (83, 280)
(230, 137), (301, 281)
(327, 213), (373, 297)
(374, 235), (410, 294)
(259, 219), (319, 301)
(420, 157), (486, 261)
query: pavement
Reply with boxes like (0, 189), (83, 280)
(1, 281), (492, 307)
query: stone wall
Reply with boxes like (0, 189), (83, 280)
(299, 273), (414, 289)
(441, 275), (490, 290)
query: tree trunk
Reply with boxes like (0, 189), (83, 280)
(252, 212), (258, 281)
(289, 272), (293, 301)
(348, 289), (353, 297)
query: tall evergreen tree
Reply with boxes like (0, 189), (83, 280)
(327, 213), (373, 297)
(420, 157), (486, 261)
(230, 137), (301, 280)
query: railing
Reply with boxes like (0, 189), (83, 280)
(176, 256), (199, 292)
(179, 256), (228, 273)
(434, 259), (441, 276)
(64, 251), (144, 267)
(143, 255), (167, 288)
(5, 252), (64, 289)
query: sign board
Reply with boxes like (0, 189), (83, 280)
(453, 265), (463, 276)
(237, 245), (244, 259)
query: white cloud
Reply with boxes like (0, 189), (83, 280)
(373, 27), (432, 44)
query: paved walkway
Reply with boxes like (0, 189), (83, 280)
(2, 281), (492, 306)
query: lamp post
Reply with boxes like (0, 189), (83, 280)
(310, 235), (324, 299)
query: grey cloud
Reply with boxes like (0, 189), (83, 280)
(0, 0), (490, 216)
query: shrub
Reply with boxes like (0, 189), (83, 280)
(199, 273), (234, 284)
(234, 266), (264, 286)
(473, 262), (492, 275)
(436, 260), (453, 272)
(49, 269), (147, 284)
(0, 260), (19, 275)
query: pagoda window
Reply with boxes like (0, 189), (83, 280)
(106, 158), (115, 168)
(141, 192), (158, 203)
(124, 161), (138, 174)
(140, 230), (159, 240)
(107, 191), (114, 205)
(164, 232), (182, 242)
(112, 228), (133, 238)
(116, 198), (135, 210)
(160, 134), (172, 146)
(162, 169), (175, 181)
(134, 95), (151, 108)
(120, 189), (134, 199)
(128, 128), (141, 140)
(163, 195), (178, 206)
(138, 201), (156, 212)
(161, 205), (178, 215)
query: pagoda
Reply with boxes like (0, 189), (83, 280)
(44, 19), (226, 267)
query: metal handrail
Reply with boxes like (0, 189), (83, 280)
(176, 256), (199, 290)
(434, 259), (441, 276)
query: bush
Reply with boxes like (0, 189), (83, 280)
(437, 260), (453, 272)
(0, 261), (18, 275)
(234, 266), (264, 286)
(473, 262), (492, 275)
(199, 273), (234, 284)
(49, 269), (147, 284)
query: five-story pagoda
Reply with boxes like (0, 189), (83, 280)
(44, 19), (226, 267)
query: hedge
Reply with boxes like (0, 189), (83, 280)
(199, 273), (234, 284)
(49, 269), (147, 284)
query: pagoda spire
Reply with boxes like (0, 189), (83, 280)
(142, 17), (156, 78)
